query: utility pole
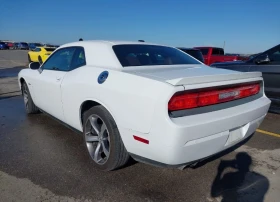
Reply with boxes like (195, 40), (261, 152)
(223, 41), (226, 49)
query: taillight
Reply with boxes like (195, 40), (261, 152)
(168, 83), (260, 111)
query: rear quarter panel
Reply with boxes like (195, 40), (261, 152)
(61, 66), (176, 133)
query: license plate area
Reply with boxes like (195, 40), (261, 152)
(225, 126), (245, 146)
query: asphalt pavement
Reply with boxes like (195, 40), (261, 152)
(0, 50), (280, 202)
(0, 50), (27, 99)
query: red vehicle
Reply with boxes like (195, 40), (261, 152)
(6, 42), (14, 49)
(194, 47), (248, 66)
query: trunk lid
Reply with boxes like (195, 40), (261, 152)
(123, 65), (261, 86)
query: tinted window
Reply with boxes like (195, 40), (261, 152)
(34, 48), (41, 52)
(70, 47), (86, 70)
(198, 48), (209, 55)
(21, 43), (28, 46)
(0, 42), (5, 45)
(44, 48), (56, 51)
(212, 48), (224, 55)
(42, 48), (75, 71)
(113, 45), (200, 67)
(179, 49), (204, 63)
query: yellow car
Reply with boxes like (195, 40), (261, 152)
(28, 47), (56, 64)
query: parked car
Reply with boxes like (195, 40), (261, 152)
(14, 42), (29, 50)
(211, 44), (280, 104)
(28, 47), (56, 64)
(248, 53), (262, 60)
(0, 42), (9, 50)
(6, 42), (14, 49)
(13, 42), (19, 49)
(18, 40), (270, 171)
(28, 43), (43, 50)
(177, 48), (204, 63)
(194, 47), (248, 65)
(43, 43), (59, 48)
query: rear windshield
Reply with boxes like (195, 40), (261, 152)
(198, 48), (209, 55)
(113, 45), (200, 67)
(44, 48), (56, 51)
(179, 49), (204, 62)
(0, 42), (5, 45)
(21, 43), (28, 46)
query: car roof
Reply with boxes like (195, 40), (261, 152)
(177, 47), (200, 51)
(57, 40), (170, 69)
(38, 46), (55, 49)
(59, 40), (162, 48)
(194, 46), (222, 49)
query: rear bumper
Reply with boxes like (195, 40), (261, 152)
(121, 96), (271, 166)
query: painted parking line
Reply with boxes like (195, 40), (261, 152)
(256, 129), (280, 138)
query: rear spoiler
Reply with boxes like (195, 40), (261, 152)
(166, 72), (262, 86)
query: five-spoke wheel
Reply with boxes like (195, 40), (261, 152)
(83, 105), (130, 171)
(85, 115), (110, 165)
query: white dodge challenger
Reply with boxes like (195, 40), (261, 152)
(18, 40), (271, 171)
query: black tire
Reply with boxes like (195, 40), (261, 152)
(83, 105), (130, 171)
(28, 54), (31, 63)
(22, 82), (39, 114)
(38, 56), (43, 64)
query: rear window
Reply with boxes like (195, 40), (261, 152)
(113, 45), (200, 67)
(0, 42), (5, 45)
(44, 48), (56, 51)
(21, 43), (28, 46)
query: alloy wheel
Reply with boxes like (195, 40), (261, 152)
(85, 115), (110, 165)
(23, 85), (29, 110)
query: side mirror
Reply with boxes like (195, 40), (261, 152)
(255, 54), (270, 64)
(29, 62), (40, 70)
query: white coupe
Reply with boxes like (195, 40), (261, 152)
(18, 40), (271, 171)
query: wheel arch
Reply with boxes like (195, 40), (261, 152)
(79, 99), (117, 130)
(19, 77), (26, 92)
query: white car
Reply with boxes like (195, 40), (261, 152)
(18, 40), (271, 171)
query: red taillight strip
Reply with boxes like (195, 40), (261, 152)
(168, 83), (260, 111)
(133, 135), (149, 144)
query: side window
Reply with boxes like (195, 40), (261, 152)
(34, 48), (41, 52)
(212, 48), (224, 55)
(41, 48), (75, 71)
(70, 47), (86, 70)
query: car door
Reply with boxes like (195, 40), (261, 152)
(31, 47), (76, 121)
(60, 47), (87, 128)
(30, 48), (40, 61)
(249, 46), (280, 100)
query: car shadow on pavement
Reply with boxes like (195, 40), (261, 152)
(0, 66), (25, 78)
(191, 134), (254, 169)
(210, 152), (269, 202)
